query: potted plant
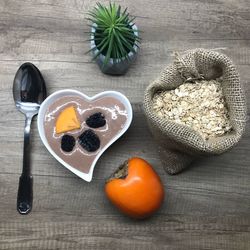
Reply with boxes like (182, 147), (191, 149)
(87, 3), (140, 75)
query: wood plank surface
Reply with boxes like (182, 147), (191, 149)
(0, 0), (249, 249)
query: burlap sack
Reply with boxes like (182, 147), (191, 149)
(143, 48), (247, 174)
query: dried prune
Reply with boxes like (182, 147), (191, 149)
(86, 112), (106, 128)
(61, 135), (75, 152)
(78, 129), (100, 152)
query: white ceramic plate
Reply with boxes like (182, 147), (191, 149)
(37, 89), (133, 182)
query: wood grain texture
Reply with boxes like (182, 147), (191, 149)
(0, 0), (249, 249)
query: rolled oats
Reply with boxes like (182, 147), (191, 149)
(152, 79), (232, 140)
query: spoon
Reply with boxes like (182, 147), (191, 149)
(13, 62), (47, 214)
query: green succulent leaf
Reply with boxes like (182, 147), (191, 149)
(86, 2), (140, 66)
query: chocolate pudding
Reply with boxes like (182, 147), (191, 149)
(44, 95), (128, 173)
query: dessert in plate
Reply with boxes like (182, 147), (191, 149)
(38, 89), (133, 182)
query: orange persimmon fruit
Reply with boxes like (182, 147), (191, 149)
(55, 106), (80, 134)
(105, 157), (164, 219)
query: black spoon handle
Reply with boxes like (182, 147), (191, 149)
(17, 174), (33, 214)
(17, 115), (33, 215)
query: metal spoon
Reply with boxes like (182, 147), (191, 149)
(13, 62), (47, 214)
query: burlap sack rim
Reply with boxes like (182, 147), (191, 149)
(144, 48), (247, 154)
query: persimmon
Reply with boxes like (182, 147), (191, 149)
(105, 157), (164, 219)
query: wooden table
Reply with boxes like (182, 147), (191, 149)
(0, 1), (249, 249)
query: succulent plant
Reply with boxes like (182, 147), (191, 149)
(87, 3), (140, 66)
